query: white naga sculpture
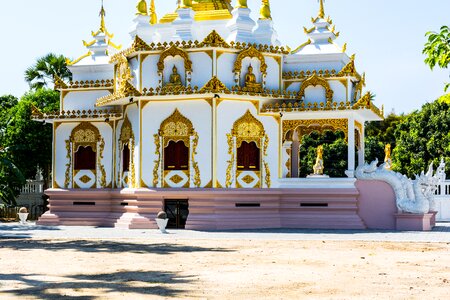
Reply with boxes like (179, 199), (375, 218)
(355, 159), (442, 214)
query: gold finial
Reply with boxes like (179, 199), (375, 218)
(181, 0), (192, 8)
(99, 1), (106, 32)
(318, 0), (325, 19)
(237, 0), (248, 8)
(150, 0), (157, 24)
(260, 0), (272, 19)
(136, 0), (148, 16)
(342, 43), (347, 53)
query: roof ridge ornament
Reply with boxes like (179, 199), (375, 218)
(259, 0), (271, 19)
(318, 0), (325, 19)
(150, 0), (158, 25)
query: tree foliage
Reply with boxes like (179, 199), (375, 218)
(393, 94), (450, 178)
(1, 89), (59, 186)
(423, 26), (450, 92)
(24, 53), (72, 90)
(299, 131), (348, 178)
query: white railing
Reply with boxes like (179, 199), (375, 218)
(434, 181), (450, 222)
(20, 180), (44, 194)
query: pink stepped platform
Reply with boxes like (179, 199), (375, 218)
(37, 180), (435, 231)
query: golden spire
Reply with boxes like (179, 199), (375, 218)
(136, 0), (148, 16)
(237, 0), (248, 8)
(92, 0), (112, 38)
(318, 0), (325, 19)
(182, 0), (192, 8)
(150, 0), (158, 24)
(260, 0), (272, 19)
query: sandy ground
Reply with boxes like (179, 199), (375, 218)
(0, 238), (449, 299)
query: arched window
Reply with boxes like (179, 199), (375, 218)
(122, 143), (130, 172)
(164, 140), (189, 171)
(237, 141), (260, 171)
(74, 146), (96, 170)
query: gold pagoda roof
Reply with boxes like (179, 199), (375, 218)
(160, 0), (233, 23)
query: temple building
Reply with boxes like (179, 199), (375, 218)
(34, 0), (394, 230)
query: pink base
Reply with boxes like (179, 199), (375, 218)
(37, 181), (435, 231)
(395, 213), (435, 231)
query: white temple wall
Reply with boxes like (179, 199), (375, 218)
(190, 52), (213, 88)
(265, 56), (281, 91)
(216, 101), (279, 187)
(141, 100), (212, 187)
(285, 82), (301, 93)
(95, 122), (113, 187)
(329, 80), (347, 102)
(54, 123), (77, 188)
(163, 56), (186, 86)
(193, 20), (230, 42)
(217, 53), (237, 88)
(304, 86), (326, 104)
(71, 70), (113, 83)
(283, 59), (344, 73)
(62, 90), (111, 111)
(129, 57), (139, 89)
(142, 54), (160, 90)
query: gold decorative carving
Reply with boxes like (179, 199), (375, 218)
(232, 110), (265, 148)
(354, 121), (363, 134)
(157, 45), (192, 73)
(200, 76), (230, 93)
(286, 148), (292, 178)
(79, 175), (92, 184)
(98, 138), (107, 188)
(264, 161), (271, 188)
(313, 145), (324, 175)
(165, 65), (183, 88)
(64, 140), (71, 188)
(120, 116), (135, 188)
(225, 133), (234, 188)
(170, 174), (184, 184)
(242, 175), (255, 184)
(291, 39), (311, 54)
(244, 64), (262, 90)
(153, 134), (161, 187)
(283, 119), (349, 142)
(54, 75), (68, 90)
(298, 73), (334, 103)
(200, 30), (230, 48)
(192, 132), (201, 188)
(70, 122), (101, 149)
(337, 54), (357, 77)
(234, 46), (268, 75)
(132, 35), (152, 51)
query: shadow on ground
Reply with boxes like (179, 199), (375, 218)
(0, 238), (233, 255)
(0, 270), (193, 299)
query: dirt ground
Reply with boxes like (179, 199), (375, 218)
(0, 238), (449, 299)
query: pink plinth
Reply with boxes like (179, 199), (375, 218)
(356, 180), (397, 230)
(37, 181), (435, 231)
(395, 213), (435, 231)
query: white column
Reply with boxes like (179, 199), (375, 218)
(358, 124), (365, 167)
(172, 8), (195, 41)
(282, 141), (293, 178)
(346, 116), (355, 178)
(226, 7), (256, 43)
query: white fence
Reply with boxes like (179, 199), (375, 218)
(20, 180), (44, 194)
(435, 182), (450, 222)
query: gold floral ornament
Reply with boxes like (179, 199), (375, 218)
(283, 119), (349, 142)
(337, 54), (358, 77)
(200, 76), (230, 93)
(157, 45), (192, 73)
(200, 30), (230, 48)
(234, 46), (268, 75)
(298, 73), (334, 104)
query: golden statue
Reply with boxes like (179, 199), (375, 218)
(166, 65), (183, 87)
(244, 64), (262, 89)
(313, 145), (324, 175)
(384, 144), (392, 170)
(136, 0), (148, 15)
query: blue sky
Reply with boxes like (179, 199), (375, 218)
(0, 0), (448, 114)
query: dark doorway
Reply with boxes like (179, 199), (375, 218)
(164, 140), (189, 170)
(237, 141), (260, 171)
(164, 199), (189, 229)
(74, 146), (96, 170)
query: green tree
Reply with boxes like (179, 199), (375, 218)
(364, 113), (404, 164)
(299, 131), (348, 178)
(423, 26), (450, 92)
(2, 89), (59, 185)
(0, 148), (25, 206)
(393, 94), (450, 178)
(24, 53), (72, 90)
